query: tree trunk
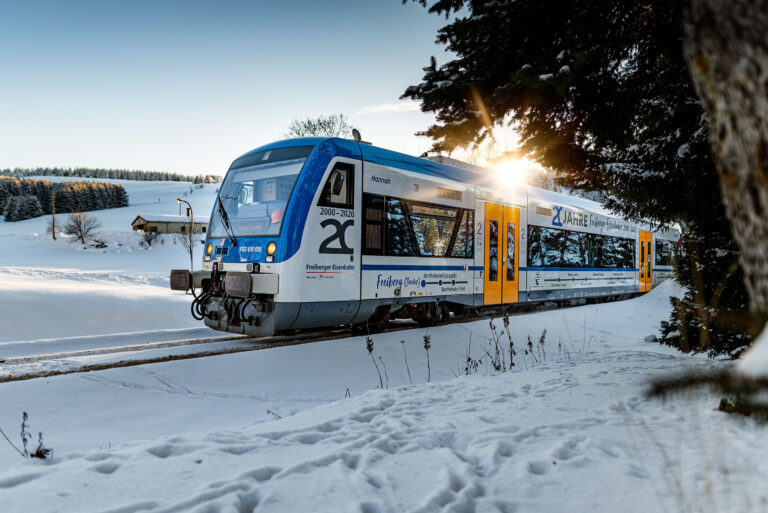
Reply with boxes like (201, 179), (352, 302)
(683, 0), (768, 315)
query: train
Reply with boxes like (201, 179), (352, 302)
(170, 136), (680, 336)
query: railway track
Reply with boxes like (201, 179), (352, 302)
(0, 296), (620, 383)
(0, 330), (343, 383)
(0, 315), (478, 383)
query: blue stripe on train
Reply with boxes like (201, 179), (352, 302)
(362, 265), (638, 272)
(520, 267), (639, 272)
(362, 264), (483, 271)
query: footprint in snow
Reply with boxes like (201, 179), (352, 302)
(146, 443), (199, 459)
(552, 437), (585, 461)
(0, 472), (44, 488)
(89, 462), (120, 475)
(526, 460), (551, 475)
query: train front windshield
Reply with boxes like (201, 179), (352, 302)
(209, 145), (314, 238)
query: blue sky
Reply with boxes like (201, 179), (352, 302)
(0, 0), (450, 175)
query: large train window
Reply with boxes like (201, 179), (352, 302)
(364, 193), (474, 258)
(527, 225), (635, 268)
(318, 163), (354, 208)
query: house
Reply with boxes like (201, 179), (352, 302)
(131, 215), (208, 234)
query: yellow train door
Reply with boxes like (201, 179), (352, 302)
(484, 203), (519, 305)
(639, 231), (653, 292)
(502, 206), (519, 303)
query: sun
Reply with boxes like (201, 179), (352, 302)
(493, 157), (534, 187)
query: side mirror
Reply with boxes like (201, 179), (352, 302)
(332, 171), (345, 196)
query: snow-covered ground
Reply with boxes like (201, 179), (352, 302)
(0, 179), (766, 512)
(0, 178), (219, 342)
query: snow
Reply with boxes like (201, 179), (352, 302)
(677, 142), (691, 158)
(737, 326), (768, 377)
(0, 178), (219, 342)
(1, 178), (766, 512)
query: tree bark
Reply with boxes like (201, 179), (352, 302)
(683, 0), (768, 315)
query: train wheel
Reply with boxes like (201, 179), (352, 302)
(438, 302), (450, 322)
(353, 305), (391, 334)
(414, 303), (442, 327)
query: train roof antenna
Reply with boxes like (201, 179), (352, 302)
(351, 128), (372, 145)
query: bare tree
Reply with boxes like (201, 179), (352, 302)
(64, 212), (101, 246)
(175, 221), (201, 271)
(286, 114), (354, 138)
(683, 0), (768, 318)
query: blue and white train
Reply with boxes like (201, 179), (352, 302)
(170, 137), (680, 336)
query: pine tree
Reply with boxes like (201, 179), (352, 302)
(3, 194), (42, 221)
(2, 194), (18, 221)
(403, 0), (753, 354)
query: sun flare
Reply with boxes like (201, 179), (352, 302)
(493, 157), (535, 187)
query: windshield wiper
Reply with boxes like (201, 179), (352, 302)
(217, 196), (238, 247)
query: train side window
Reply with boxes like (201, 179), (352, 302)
(623, 239), (636, 268)
(466, 210), (474, 258)
(655, 239), (673, 266)
(318, 163), (354, 208)
(407, 202), (457, 257)
(562, 231), (587, 267)
(451, 209), (474, 258)
(527, 225), (636, 269)
(385, 198), (418, 256)
(541, 227), (566, 266)
(363, 194), (384, 255)
(527, 226), (543, 266)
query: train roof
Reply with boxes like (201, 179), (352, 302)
(234, 137), (618, 219)
(524, 186), (611, 216)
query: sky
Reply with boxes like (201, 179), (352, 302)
(0, 0), (451, 175)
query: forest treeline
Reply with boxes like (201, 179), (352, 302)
(2, 167), (221, 184)
(0, 176), (129, 222)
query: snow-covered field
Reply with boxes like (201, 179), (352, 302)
(0, 179), (766, 512)
(0, 178), (220, 342)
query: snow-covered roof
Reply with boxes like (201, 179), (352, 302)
(132, 214), (208, 224)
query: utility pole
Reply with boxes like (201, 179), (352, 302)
(177, 198), (195, 272)
(51, 190), (56, 241)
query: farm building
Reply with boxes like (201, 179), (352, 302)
(131, 215), (208, 234)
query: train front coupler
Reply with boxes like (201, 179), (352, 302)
(170, 269), (212, 292)
(169, 265), (278, 336)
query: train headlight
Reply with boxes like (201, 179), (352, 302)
(267, 242), (276, 255)
(206, 243), (213, 256)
